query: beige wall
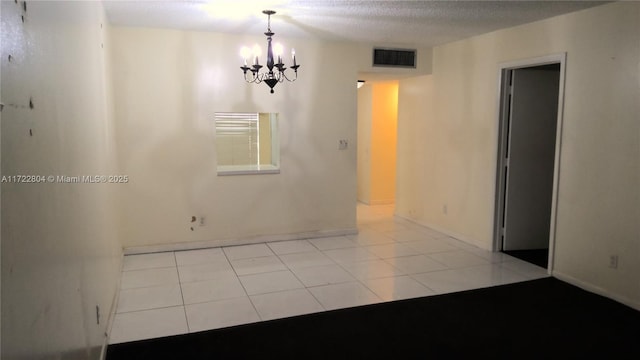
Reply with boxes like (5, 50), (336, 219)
(110, 27), (358, 250)
(1, 1), (122, 358)
(396, 75), (434, 220)
(396, 2), (640, 307)
(370, 82), (398, 204)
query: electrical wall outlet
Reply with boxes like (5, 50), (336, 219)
(608, 255), (618, 269)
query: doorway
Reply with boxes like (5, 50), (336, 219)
(356, 81), (399, 206)
(494, 55), (566, 271)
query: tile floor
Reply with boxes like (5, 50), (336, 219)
(109, 204), (549, 344)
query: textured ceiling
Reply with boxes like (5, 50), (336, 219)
(103, 0), (606, 48)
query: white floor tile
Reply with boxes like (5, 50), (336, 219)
(363, 275), (435, 301)
(250, 289), (324, 321)
(109, 306), (188, 344)
(403, 238), (459, 254)
(178, 261), (235, 283)
(384, 255), (448, 274)
(309, 282), (381, 310)
(223, 243), (275, 261)
(111, 204), (542, 344)
(120, 267), (179, 289)
(457, 264), (530, 287)
(175, 248), (224, 266)
(239, 270), (304, 295)
(348, 230), (396, 246)
(323, 247), (379, 264)
(500, 259), (549, 279)
(469, 249), (519, 263)
(363, 220), (409, 233)
(419, 227), (450, 239)
(357, 203), (394, 222)
(185, 297), (260, 332)
(267, 240), (316, 255)
(340, 259), (405, 280)
(443, 237), (482, 252)
(122, 252), (176, 271)
(117, 283), (183, 313)
(308, 236), (358, 250)
(230, 255), (287, 276)
(278, 251), (335, 269)
(412, 269), (489, 294)
(181, 276), (247, 305)
(427, 250), (490, 268)
(384, 228), (434, 243)
(365, 243), (421, 259)
(291, 264), (356, 287)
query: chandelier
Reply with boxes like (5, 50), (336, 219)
(240, 10), (300, 94)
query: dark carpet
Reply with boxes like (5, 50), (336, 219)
(107, 278), (640, 359)
(503, 249), (549, 268)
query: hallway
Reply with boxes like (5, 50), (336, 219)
(110, 204), (549, 344)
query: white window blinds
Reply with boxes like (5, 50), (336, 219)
(215, 112), (260, 166)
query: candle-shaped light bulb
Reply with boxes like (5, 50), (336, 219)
(274, 43), (284, 64)
(291, 48), (297, 66)
(252, 44), (262, 65)
(240, 46), (251, 66)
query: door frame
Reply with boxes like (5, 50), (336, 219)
(492, 53), (567, 274)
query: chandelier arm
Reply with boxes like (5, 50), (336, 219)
(243, 71), (262, 84)
(280, 69), (299, 82)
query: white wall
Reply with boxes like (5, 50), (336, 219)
(396, 75), (434, 220)
(1, 1), (122, 359)
(396, 2), (640, 308)
(110, 27), (358, 250)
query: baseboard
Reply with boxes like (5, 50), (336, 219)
(553, 271), (640, 311)
(123, 228), (359, 255)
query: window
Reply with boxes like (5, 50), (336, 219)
(215, 112), (280, 175)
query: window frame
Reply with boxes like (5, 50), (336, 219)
(214, 112), (280, 176)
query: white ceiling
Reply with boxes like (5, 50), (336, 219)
(103, 0), (606, 48)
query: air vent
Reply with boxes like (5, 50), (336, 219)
(372, 48), (416, 68)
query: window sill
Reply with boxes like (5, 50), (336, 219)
(217, 164), (280, 176)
